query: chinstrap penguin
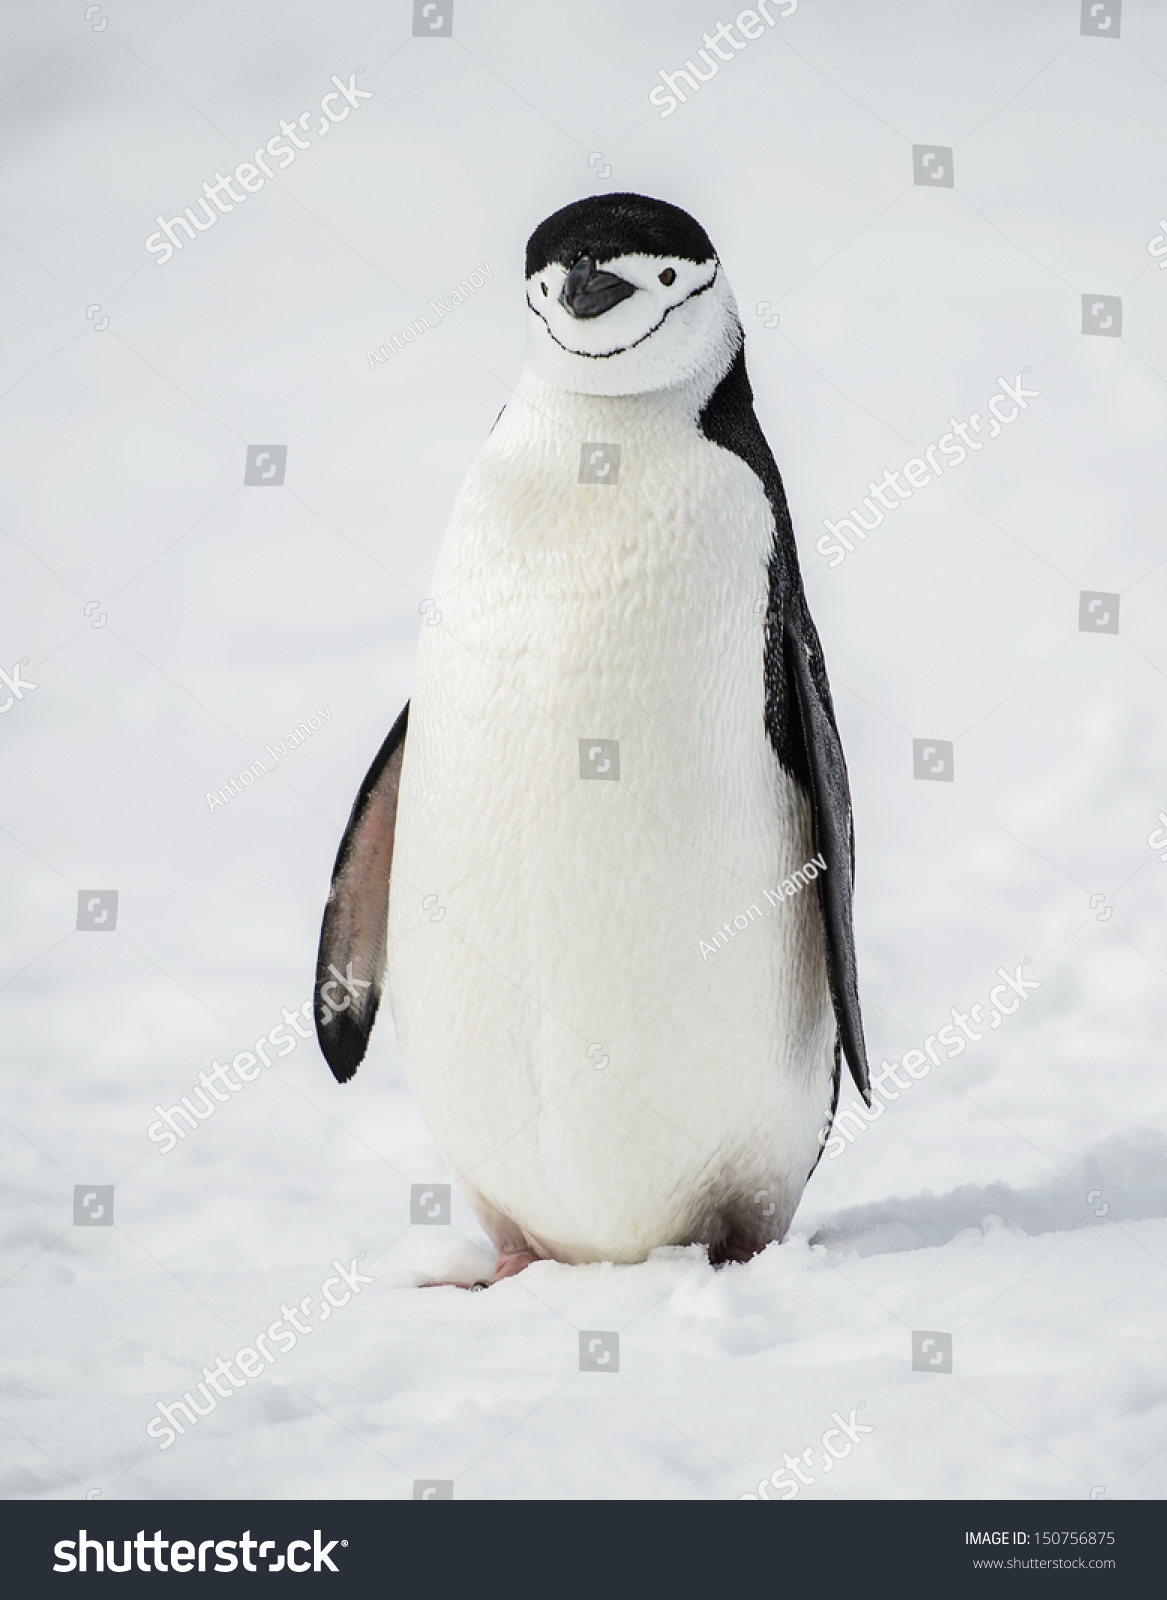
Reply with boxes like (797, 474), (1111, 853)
(316, 193), (870, 1284)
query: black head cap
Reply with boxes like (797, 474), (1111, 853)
(525, 193), (717, 279)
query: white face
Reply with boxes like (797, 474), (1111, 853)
(524, 254), (741, 399)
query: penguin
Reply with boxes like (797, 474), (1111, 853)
(315, 193), (870, 1283)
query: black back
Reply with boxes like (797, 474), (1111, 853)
(700, 346), (870, 1101)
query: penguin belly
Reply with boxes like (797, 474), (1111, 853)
(387, 378), (836, 1263)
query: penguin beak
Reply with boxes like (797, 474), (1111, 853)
(558, 255), (636, 319)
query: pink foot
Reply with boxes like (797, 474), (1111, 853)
(492, 1247), (541, 1281)
(420, 1247), (541, 1290)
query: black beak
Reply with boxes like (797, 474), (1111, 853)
(558, 255), (636, 319)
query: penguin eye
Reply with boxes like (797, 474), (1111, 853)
(659, 268), (676, 286)
(541, 282), (548, 297)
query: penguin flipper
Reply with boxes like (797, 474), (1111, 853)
(314, 703), (409, 1082)
(783, 612), (871, 1103)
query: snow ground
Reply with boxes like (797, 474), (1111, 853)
(2, 0), (1167, 1500)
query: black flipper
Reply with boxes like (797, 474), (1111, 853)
(314, 703), (409, 1083)
(784, 608), (869, 1100)
(699, 342), (870, 1101)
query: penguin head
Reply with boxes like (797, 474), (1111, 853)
(524, 194), (741, 398)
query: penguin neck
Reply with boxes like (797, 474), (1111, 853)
(514, 358), (734, 431)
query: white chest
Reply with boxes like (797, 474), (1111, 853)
(386, 377), (835, 1261)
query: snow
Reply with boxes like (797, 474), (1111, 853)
(2, 0), (1167, 1500)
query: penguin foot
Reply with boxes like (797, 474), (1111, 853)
(492, 1247), (541, 1281)
(419, 1248), (540, 1291)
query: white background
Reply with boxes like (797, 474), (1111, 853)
(1, 0), (1166, 1500)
